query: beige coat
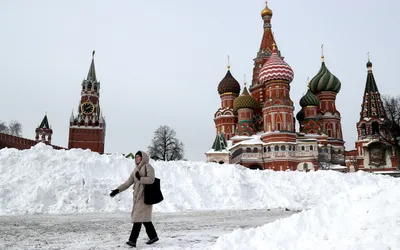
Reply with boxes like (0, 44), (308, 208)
(117, 151), (155, 223)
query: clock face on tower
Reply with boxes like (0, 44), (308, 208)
(81, 101), (95, 115)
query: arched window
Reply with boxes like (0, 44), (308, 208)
(254, 147), (258, 153)
(275, 145), (279, 151)
(360, 123), (366, 135)
(301, 146), (305, 151)
(292, 146), (296, 151)
(264, 147), (267, 153)
(372, 122), (380, 134)
(310, 145), (314, 151)
(246, 148), (251, 153)
(281, 145), (286, 151)
(289, 145), (292, 151)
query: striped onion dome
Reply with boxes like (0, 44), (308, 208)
(309, 59), (341, 94)
(233, 85), (258, 112)
(300, 89), (320, 107)
(217, 69), (241, 95)
(259, 45), (294, 84)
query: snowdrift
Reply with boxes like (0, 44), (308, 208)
(0, 143), (396, 216)
(212, 180), (400, 250)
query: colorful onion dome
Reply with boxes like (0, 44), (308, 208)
(217, 68), (241, 95)
(300, 88), (320, 107)
(296, 108), (305, 122)
(309, 57), (341, 94)
(233, 84), (259, 111)
(261, 2), (273, 17)
(259, 44), (294, 84)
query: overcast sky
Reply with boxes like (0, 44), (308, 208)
(1, 0), (399, 161)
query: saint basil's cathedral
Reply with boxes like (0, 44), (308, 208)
(206, 2), (399, 172)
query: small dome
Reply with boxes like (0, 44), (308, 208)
(261, 2), (273, 17)
(259, 45), (294, 84)
(217, 69), (241, 95)
(309, 59), (341, 94)
(233, 86), (259, 112)
(300, 89), (320, 107)
(296, 108), (305, 122)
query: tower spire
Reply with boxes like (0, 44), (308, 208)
(87, 50), (97, 82)
(259, 1), (276, 53)
(359, 59), (386, 120)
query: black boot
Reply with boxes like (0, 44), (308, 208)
(146, 237), (159, 245)
(126, 241), (136, 247)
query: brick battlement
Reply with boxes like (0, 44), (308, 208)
(0, 133), (66, 150)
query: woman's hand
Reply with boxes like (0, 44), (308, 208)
(110, 189), (119, 197)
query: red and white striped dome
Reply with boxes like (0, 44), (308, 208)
(259, 46), (294, 84)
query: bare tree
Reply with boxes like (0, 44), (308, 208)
(0, 121), (9, 134)
(315, 148), (331, 170)
(381, 95), (400, 168)
(8, 120), (22, 136)
(148, 125), (184, 161)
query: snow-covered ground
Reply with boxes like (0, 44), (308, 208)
(1, 143), (400, 249)
(0, 209), (296, 250)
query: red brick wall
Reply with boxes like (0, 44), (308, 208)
(0, 133), (65, 150)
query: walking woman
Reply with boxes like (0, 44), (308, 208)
(110, 150), (159, 248)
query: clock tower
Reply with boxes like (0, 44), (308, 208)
(68, 51), (106, 153)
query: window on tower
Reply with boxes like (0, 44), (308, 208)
(372, 122), (380, 134)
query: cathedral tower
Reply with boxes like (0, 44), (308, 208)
(68, 51), (106, 153)
(214, 62), (241, 140)
(350, 59), (398, 171)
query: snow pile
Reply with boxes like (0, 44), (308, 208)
(212, 177), (400, 249)
(0, 143), (396, 216)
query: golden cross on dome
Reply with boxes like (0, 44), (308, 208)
(244, 74), (247, 88)
(368, 52), (370, 61)
(321, 44), (325, 61)
(227, 55), (230, 70)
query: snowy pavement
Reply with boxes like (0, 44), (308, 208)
(0, 209), (296, 250)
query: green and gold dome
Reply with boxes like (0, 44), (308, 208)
(300, 88), (320, 107)
(309, 56), (341, 94)
(233, 84), (259, 112)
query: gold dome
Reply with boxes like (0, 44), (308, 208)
(261, 2), (273, 17)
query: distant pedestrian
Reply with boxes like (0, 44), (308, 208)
(110, 150), (159, 248)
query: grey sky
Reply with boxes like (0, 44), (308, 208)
(1, 0), (399, 161)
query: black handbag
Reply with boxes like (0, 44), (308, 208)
(143, 165), (164, 205)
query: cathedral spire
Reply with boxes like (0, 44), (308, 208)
(259, 1), (277, 53)
(87, 50), (97, 82)
(359, 57), (386, 120)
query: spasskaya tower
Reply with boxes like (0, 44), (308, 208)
(68, 51), (106, 153)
